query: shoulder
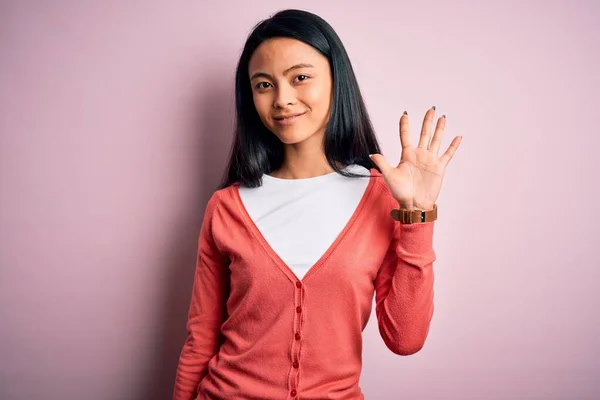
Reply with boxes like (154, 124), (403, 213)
(205, 184), (239, 214)
(200, 185), (242, 249)
(198, 184), (239, 228)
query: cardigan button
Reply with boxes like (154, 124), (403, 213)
(295, 332), (301, 340)
(290, 390), (297, 396)
(296, 281), (302, 288)
(293, 361), (299, 368)
(296, 306), (302, 313)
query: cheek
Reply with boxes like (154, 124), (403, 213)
(303, 85), (331, 120)
(252, 93), (271, 121)
(304, 85), (325, 104)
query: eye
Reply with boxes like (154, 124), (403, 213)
(255, 82), (271, 90)
(294, 75), (309, 82)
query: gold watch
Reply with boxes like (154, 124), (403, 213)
(390, 204), (438, 224)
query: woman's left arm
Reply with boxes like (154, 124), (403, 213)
(373, 220), (436, 355)
(369, 107), (462, 355)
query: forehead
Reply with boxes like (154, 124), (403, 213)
(248, 37), (327, 73)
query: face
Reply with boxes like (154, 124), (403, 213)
(248, 37), (333, 145)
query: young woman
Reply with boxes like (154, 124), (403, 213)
(173, 9), (461, 400)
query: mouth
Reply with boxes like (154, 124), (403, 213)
(273, 111), (307, 124)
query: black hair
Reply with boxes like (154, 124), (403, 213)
(219, 9), (382, 189)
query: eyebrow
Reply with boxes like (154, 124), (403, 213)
(249, 63), (315, 81)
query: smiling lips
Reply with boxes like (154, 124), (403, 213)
(273, 111), (306, 125)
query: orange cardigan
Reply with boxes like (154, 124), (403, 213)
(173, 169), (436, 400)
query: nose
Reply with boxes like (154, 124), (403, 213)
(273, 84), (297, 109)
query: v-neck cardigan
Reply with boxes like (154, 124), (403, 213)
(173, 169), (436, 400)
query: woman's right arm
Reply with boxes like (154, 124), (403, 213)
(173, 194), (229, 400)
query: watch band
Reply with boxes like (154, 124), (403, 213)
(390, 204), (438, 224)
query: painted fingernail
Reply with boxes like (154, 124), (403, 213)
(432, 106), (436, 111)
(442, 114), (446, 118)
(403, 111), (407, 115)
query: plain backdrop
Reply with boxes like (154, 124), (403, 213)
(1, 1), (599, 399)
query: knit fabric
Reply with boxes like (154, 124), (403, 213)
(173, 169), (436, 400)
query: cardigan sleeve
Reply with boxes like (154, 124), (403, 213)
(173, 193), (230, 400)
(374, 215), (436, 356)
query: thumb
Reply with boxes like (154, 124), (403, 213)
(369, 154), (394, 176)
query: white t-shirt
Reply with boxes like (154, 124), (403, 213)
(238, 164), (371, 280)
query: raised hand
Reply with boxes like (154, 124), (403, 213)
(369, 107), (462, 211)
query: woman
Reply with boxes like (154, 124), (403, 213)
(173, 8), (461, 400)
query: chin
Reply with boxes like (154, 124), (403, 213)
(271, 127), (314, 145)
(277, 135), (310, 145)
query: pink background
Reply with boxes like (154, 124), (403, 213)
(1, 1), (598, 399)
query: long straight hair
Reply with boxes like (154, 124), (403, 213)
(219, 9), (382, 189)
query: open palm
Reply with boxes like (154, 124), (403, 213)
(370, 107), (462, 211)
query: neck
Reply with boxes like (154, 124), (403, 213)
(270, 136), (344, 180)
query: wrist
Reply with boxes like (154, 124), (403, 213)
(391, 203), (438, 223)
(397, 201), (435, 211)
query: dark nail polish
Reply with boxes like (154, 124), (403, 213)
(432, 106), (436, 111)
(442, 114), (446, 118)
(403, 111), (407, 115)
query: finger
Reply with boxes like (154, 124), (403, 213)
(399, 111), (411, 150)
(440, 136), (462, 167)
(369, 153), (394, 176)
(418, 107), (436, 149)
(428, 115), (446, 155)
